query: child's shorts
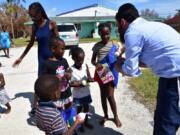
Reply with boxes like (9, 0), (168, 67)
(0, 89), (10, 105)
(73, 95), (92, 106)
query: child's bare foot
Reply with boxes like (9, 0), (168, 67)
(99, 117), (108, 126)
(84, 121), (93, 129)
(114, 116), (122, 128)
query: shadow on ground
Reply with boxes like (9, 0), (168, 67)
(11, 92), (37, 126)
(12, 92), (34, 107)
(12, 93), (123, 135)
(76, 105), (123, 135)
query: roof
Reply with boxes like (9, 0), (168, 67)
(56, 4), (116, 17)
(24, 16), (116, 26)
(164, 15), (180, 24)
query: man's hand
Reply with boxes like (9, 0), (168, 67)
(115, 57), (125, 75)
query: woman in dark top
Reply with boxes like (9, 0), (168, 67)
(12, 2), (59, 115)
(13, 2), (59, 75)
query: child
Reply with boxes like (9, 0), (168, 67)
(0, 25), (11, 58)
(42, 37), (75, 126)
(91, 22), (122, 127)
(70, 47), (93, 132)
(0, 73), (11, 114)
(34, 74), (84, 135)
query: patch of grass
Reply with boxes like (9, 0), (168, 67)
(79, 38), (101, 43)
(13, 37), (30, 47)
(14, 37), (120, 47)
(79, 38), (120, 43)
(13, 37), (37, 47)
(128, 69), (158, 112)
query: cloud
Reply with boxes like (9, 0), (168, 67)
(47, 7), (58, 17)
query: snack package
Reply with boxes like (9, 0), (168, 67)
(96, 63), (114, 84)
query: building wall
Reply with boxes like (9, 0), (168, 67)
(78, 22), (95, 38)
(77, 21), (118, 39)
(111, 22), (118, 38)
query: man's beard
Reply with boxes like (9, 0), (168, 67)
(119, 32), (125, 44)
(118, 28), (125, 44)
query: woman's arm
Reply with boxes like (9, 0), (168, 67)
(50, 20), (59, 37)
(13, 25), (35, 67)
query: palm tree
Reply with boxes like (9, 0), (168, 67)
(6, 0), (26, 39)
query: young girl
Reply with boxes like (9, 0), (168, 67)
(70, 47), (93, 132)
(91, 22), (122, 127)
(42, 37), (76, 127)
(0, 73), (11, 114)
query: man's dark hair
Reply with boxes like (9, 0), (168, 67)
(98, 22), (111, 35)
(115, 3), (139, 23)
(34, 75), (60, 101)
(48, 36), (64, 49)
(69, 47), (84, 60)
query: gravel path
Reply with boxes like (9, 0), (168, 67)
(0, 43), (179, 135)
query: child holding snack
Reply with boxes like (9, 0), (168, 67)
(70, 47), (93, 132)
(91, 22), (123, 127)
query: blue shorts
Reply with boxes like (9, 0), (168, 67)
(73, 95), (92, 106)
(153, 77), (180, 135)
(60, 106), (76, 126)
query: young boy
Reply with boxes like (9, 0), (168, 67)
(34, 75), (84, 135)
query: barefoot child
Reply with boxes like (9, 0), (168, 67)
(35, 74), (84, 135)
(0, 73), (11, 114)
(91, 22), (122, 127)
(70, 47), (93, 132)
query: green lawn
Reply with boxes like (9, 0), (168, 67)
(13, 37), (30, 47)
(13, 37), (38, 47)
(79, 37), (119, 43)
(14, 37), (120, 47)
(128, 69), (158, 112)
(79, 38), (101, 43)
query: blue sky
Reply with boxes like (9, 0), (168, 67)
(0, 0), (180, 17)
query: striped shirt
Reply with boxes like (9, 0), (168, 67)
(92, 41), (119, 62)
(36, 102), (68, 135)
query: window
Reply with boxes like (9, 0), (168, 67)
(57, 25), (75, 32)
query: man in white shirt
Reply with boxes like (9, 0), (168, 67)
(115, 3), (180, 135)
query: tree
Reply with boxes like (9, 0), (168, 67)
(6, 0), (26, 39)
(0, 2), (30, 38)
(141, 8), (159, 18)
